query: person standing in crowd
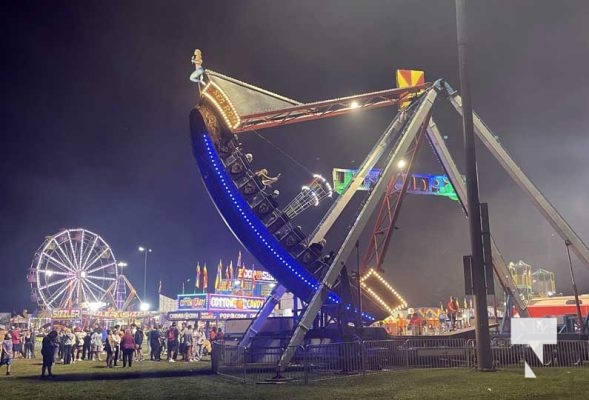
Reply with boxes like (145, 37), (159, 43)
(105, 329), (117, 368)
(409, 312), (422, 336)
(149, 326), (161, 361)
(10, 326), (20, 359)
(24, 330), (34, 359)
(62, 328), (75, 365)
(178, 323), (186, 361)
(82, 329), (92, 360)
(90, 328), (102, 361)
(58, 329), (65, 361)
(193, 327), (205, 361)
(1, 333), (13, 375)
(209, 326), (217, 342)
(111, 325), (121, 367)
(216, 328), (224, 341)
(447, 296), (460, 331)
(133, 325), (144, 362)
(166, 323), (179, 362)
(74, 328), (85, 362)
(183, 325), (193, 361)
(41, 330), (59, 378)
(120, 329), (136, 368)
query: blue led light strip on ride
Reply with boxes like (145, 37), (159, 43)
(190, 111), (375, 322)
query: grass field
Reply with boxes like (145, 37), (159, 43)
(1, 357), (588, 400)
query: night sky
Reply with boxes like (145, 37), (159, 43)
(2, 0), (588, 313)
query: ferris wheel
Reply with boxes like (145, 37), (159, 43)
(28, 228), (118, 310)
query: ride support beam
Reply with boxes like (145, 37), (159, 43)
(237, 284), (287, 349)
(360, 122), (425, 273)
(277, 87), (439, 371)
(234, 85), (428, 133)
(446, 84), (589, 273)
(426, 119), (529, 317)
(310, 109), (410, 244)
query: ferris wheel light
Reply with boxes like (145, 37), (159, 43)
(350, 101), (360, 109)
(80, 271), (87, 278)
(397, 159), (407, 169)
(45, 270), (54, 277)
(117, 261), (128, 267)
(139, 303), (151, 311)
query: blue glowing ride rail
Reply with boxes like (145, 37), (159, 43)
(189, 109), (376, 323)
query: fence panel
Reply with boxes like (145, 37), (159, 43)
(213, 338), (589, 384)
(403, 338), (471, 369)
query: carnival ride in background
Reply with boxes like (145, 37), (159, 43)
(189, 48), (589, 369)
(27, 228), (142, 312)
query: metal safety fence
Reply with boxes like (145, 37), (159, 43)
(468, 338), (589, 369)
(212, 337), (589, 384)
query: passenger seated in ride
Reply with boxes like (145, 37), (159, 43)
(255, 169), (281, 187)
(321, 250), (335, 265)
(245, 153), (253, 164)
(309, 239), (326, 255)
(268, 189), (280, 207)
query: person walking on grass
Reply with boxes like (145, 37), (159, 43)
(120, 329), (136, 368)
(41, 330), (59, 378)
(1, 333), (13, 375)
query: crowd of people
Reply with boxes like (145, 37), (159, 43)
(0, 322), (223, 378)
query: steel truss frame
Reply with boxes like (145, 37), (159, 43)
(206, 75), (589, 371)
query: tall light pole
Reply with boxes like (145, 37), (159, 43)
(456, 0), (493, 370)
(138, 246), (152, 301)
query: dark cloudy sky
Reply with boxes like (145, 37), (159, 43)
(2, 0), (588, 313)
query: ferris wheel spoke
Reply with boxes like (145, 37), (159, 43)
(84, 247), (110, 272)
(81, 280), (100, 303)
(40, 270), (69, 277)
(45, 280), (74, 308)
(53, 236), (76, 267)
(43, 251), (74, 272)
(85, 261), (116, 275)
(81, 235), (98, 270)
(66, 231), (79, 269)
(78, 230), (85, 269)
(79, 280), (93, 304)
(47, 245), (71, 269)
(50, 239), (78, 271)
(84, 278), (109, 294)
(37, 276), (73, 291)
(86, 275), (116, 282)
